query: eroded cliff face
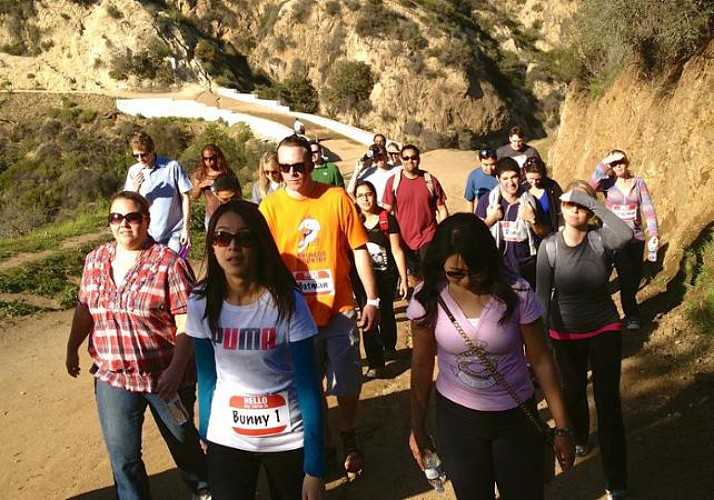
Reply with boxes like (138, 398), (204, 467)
(549, 40), (714, 275)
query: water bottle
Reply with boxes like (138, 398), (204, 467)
(647, 236), (659, 262)
(424, 449), (446, 493)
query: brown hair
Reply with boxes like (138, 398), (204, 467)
(257, 151), (280, 198)
(194, 144), (232, 181)
(110, 190), (151, 217)
(563, 180), (600, 228)
(128, 131), (155, 153)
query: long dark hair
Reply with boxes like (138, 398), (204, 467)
(195, 200), (297, 335)
(354, 179), (380, 223)
(414, 213), (519, 329)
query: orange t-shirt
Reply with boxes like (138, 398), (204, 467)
(259, 184), (369, 327)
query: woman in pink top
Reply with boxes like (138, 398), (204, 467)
(408, 213), (574, 499)
(589, 150), (659, 330)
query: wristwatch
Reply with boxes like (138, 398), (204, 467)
(366, 298), (381, 309)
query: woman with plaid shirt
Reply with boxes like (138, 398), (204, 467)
(66, 191), (209, 500)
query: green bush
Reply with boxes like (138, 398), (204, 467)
(570, 0), (713, 83)
(322, 61), (375, 115)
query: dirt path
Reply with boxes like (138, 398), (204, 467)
(0, 231), (109, 272)
(1, 95), (713, 499)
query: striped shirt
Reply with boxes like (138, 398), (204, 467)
(589, 162), (659, 241)
(78, 240), (194, 392)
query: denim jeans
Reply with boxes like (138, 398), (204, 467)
(95, 379), (209, 499)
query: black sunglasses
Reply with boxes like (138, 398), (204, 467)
(402, 155), (419, 161)
(212, 230), (256, 248)
(203, 155), (217, 162)
(109, 212), (145, 226)
(278, 162), (309, 174)
(479, 149), (497, 159)
(444, 269), (481, 280)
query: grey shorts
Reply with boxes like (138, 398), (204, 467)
(314, 310), (362, 398)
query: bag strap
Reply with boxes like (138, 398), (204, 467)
(436, 294), (552, 441)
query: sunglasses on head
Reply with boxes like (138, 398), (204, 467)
(402, 155), (419, 161)
(278, 162), (309, 174)
(479, 149), (497, 159)
(212, 230), (256, 248)
(109, 212), (145, 226)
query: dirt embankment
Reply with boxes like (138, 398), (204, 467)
(548, 40), (714, 278)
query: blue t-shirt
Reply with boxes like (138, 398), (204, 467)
(464, 168), (498, 208)
(125, 155), (193, 246)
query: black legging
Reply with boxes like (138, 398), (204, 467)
(613, 240), (645, 319)
(435, 392), (545, 500)
(352, 268), (398, 369)
(552, 330), (627, 492)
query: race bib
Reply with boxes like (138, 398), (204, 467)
(500, 221), (522, 242)
(294, 269), (335, 296)
(229, 392), (292, 437)
(612, 204), (638, 221)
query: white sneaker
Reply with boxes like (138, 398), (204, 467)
(607, 490), (628, 500)
(192, 492), (211, 500)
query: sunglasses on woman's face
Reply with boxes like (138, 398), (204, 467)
(278, 162), (309, 174)
(212, 230), (256, 248)
(561, 201), (588, 211)
(109, 212), (145, 226)
(444, 269), (482, 281)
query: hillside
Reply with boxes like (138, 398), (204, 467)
(0, 0), (576, 143)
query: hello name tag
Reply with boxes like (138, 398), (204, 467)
(500, 221), (522, 242)
(612, 204), (637, 221)
(229, 392), (291, 437)
(294, 270), (335, 296)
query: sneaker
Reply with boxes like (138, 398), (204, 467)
(625, 317), (641, 330)
(341, 430), (363, 481)
(192, 491), (211, 500)
(575, 444), (590, 457)
(607, 489), (629, 500)
(365, 367), (385, 379)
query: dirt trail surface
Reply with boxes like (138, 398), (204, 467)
(1, 96), (713, 499)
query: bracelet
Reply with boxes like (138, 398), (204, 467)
(553, 427), (574, 438)
(365, 298), (380, 309)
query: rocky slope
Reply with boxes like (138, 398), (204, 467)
(0, 0), (575, 141)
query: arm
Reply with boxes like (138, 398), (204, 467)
(436, 203), (449, 223)
(192, 337), (217, 439)
(637, 179), (659, 239)
(180, 192), (191, 248)
(353, 246), (379, 332)
(156, 314), (194, 400)
(345, 160), (365, 198)
(66, 303), (94, 377)
(519, 201), (550, 239)
(535, 242), (554, 313)
(289, 338), (325, 483)
(520, 319), (575, 471)
(389, 232), (409, 300)
(408, 319), (437, 470)
(468, 200), (475, 213)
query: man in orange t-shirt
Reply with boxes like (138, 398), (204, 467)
(259, 135), (379, 481)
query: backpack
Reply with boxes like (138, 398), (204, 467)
(378, 210), (390, 239)
(391, 169), (435, 200)
(544, 230), (611, 269)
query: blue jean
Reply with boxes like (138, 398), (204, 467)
(95, 379), (209, 499)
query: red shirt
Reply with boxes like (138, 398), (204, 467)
(382, 171), (446, 250)
(78, 240), (194, 392)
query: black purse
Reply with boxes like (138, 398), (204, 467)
(436, 295), (556, 483)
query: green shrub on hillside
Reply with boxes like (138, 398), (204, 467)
(256, 75), (319, 113)
(322, 61), (375, 116)
(570, 0), (713, 82)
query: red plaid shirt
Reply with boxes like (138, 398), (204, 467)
(78, 240), (194, 392)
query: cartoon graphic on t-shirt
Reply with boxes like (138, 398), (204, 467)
(454, 348), (497, 389)
(297, 218), (320, 254)
(366, 241), (389, 271)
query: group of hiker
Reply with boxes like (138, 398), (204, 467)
(65, 123), (659, 500)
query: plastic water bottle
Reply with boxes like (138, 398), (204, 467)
(424, 450), (446, 493)
(647, 237), (659, 262)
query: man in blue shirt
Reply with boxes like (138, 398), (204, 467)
(124, 131), (193, 253)
(464, 147), (498, 213)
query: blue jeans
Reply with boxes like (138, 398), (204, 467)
(95, 379), (209, 499)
